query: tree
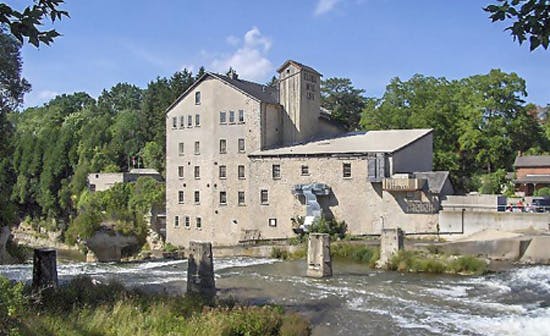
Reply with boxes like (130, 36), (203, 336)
(321, 77), (366, 131)
(485, 0), (550, 51)
(0, 0), (69, 47)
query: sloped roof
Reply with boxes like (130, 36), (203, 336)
(414, 171), (451, 194)
(276, 60), (322, 75)
(514, 155), (550, 168)
(250, 129), (432, 157)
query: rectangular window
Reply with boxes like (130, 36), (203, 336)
(343, 163), (352, 178)
(187, 115), (192, 127)
(172, 117), (177, 128)
(178, 142), (184, 156)
(178, 166), (184, 178)
(268, 218), (277, 227)
(194, 166), (200, 179)
(174, 216), (179, 227)
(219, 191), (227, 205)
(238, 138), (245, 153)
(196, 217), (202, 228)
(180, 116), (185, 128)
(195, 91), (201, 105)
(219, 139), (227, 154)
(238, 191), (245, 205)
(185, 216), (190, 228)
(178, 191), (184, 204)
(220, 111), (226, 124)
(194, 141), (200, 155)
(238, 109), (244, 123)
(260, 189), (269, 204)
(238, 165), (245, 179)
(229, 110), (235, 123)
(219, 165), (227, 179)
(195, 114), (200, 126)
(301, 165), (309, 176)
(272, 164), (281, 179)
(194, 190), (200, 204)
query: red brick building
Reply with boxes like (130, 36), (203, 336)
(514, 155), (550, 196)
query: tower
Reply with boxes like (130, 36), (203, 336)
(277, 60), (321, 144)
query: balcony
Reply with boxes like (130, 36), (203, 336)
(382, 178), (425, 191)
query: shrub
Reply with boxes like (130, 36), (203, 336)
(535, 187), (550, 197)
(309, 217), (347, 240)
(448, 255), (487, 275)
(164, 242), (178, 253)
(271, 247), (289, 260)
(0, 276), (25, 336)
(330, 243), (379, 267)
(5, 239), (31, 263)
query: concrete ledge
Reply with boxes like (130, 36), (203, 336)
(520, 236), (550, 264)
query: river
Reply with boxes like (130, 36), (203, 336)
(1, 258), (549, 336)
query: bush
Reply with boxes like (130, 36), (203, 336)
(309, 217), (347, 240)
(388, 250), (487, 275)
(5, 239), (31, 263)
(271, 247), (289, 260)
(0, 276), (25, 336)
(330, 243), (379, 267)
(448, 255), (487, 275)
(535, 187), (550, 197)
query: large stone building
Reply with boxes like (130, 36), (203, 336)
(165, 60), (451, 247)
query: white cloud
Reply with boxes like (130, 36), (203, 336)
(225, 35), (240, 46)
(38, 90), (59, 100)
(314, 0), (341, 15)
(211, 27), (273, 82)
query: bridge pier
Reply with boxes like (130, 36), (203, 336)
(378, 228), (404, 266)
(187, 241), (216, 300)
(307, 233), (332, 278)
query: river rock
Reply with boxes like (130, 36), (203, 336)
(0, 226), (16, 264)
(85, 227), (139, 262)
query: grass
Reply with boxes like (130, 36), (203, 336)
(388, 250), (487, 275)
(271, 246), (307, 260)
(330, 243), (380, 268)
(1, 275), (311, 336)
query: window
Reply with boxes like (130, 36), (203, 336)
(194, 141), (200, 155)
(194, 190), (200, 204)
(272, 164), (281, 179)
(219, 139), (227, 154)
(196, 217), (202, 228)
(268, 218), (277, 227)
(195, 114), (200, 127)
(187, 115), (192, 127)
(178, 191), (184, 204)
(238, 138), (245, 153)
(174, 216), (179, 227)
(178, 166), (184, 178)
(172, 117), (177, 128)
(219, 191), (227, 205)
(180, 116), (185, 128)
(194, 166), (200, 179)
(238, 191), (245, 205)
(238, 109), (244, 123)
(238, 165), (245, 179)
(195, 91), (201, 105)
(301, 165), (309, 176)
(219, 165), (227, 179)
(343, 163), (352, 178)
(260, 189), (269, 204)
(178, 142), (184, 155)
(220, 111), (226, 124)
(229, 110), (235, 123)
(185, 216), (190, 228)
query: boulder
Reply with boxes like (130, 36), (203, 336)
(85, 227), (139, 262)
(0, 226), (17, 264)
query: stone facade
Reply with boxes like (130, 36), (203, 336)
(166, 60), (444, 248)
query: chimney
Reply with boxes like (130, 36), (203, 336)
(228, 68), (238, 80)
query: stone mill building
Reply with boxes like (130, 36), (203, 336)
(165, 60), (453, 247)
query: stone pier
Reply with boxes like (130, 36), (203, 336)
(307, 233), (332, 278)
(32, 248), (58, 292)
(378, 228), (404, 266)
(187, 241), (216, 299)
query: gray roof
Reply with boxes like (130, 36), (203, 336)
(277, 60), (322, 75)
(414, 171), (451, 194)
(209, 73), (279, 104)
(514, 155), (550, 168)
(515, 175), (550, 184)
(250, 129), (432, 157)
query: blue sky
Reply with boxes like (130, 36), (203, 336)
(11, 0), (550, 107)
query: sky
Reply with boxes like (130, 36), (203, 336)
(10, 0), (550, 108)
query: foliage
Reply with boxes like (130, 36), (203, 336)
(485, 0), (550, 51)
(309, 216), (347, 240)
(478, 169), (508, 194)
(5, 238), (31, 263)
(0, 276), (25, 335)
(164, 242), (178, 253)
(321, 77), (366, 130)
(6, 275), (311, 336)
(534, 187), (550, 196)
(388, 250), (487, 275)
(0, 0), (69, 47)
(270, 246), (306, 260)
(330, 242), (380, 267)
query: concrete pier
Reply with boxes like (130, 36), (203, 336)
(307, 233), (332, 278)
(379, 228), (404, 266)
(187, 241), (216, 299)
(32, 248), (58, 292)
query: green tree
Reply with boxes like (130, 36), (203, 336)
(141, 141), (164, 173)
(321, 77), (366, 130)
(485, 0), (550, 51)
